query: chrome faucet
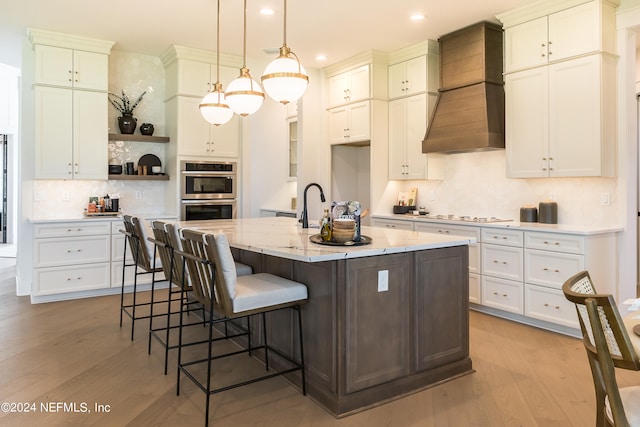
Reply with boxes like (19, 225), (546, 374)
(301, 182), (326, 228)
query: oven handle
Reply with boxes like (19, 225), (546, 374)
(181, 171), (235, 177)
(180, 199), (236, 205)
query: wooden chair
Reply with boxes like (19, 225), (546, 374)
(176, 229), (307, 427)
(563, 270), (640, 426)
(119, 215), (164, 340)
(147, 221), (206, 375)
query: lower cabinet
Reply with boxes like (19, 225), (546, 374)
(370, 217), (414, 230)
(33, 221), (111, 296)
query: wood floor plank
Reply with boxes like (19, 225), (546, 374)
(0, 275), (638, 426)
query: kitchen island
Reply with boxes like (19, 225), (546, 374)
(181, 217), (474, 417)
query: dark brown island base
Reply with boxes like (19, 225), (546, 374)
(182, 217), (474, 417)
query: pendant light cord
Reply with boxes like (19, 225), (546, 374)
(283, 0), (287, 47)
(242, 0), (247, 68)
(216, 0), (221, 85)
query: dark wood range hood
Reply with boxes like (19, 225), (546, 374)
(423, 21), (505, 154)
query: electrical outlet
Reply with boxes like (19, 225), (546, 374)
(549, 192), (557, 202)
(135, 191), (143, 200)
(34, 191), (47, 201)
(428, 190), (436, 201)
(62, 191), (70, 201)
(601, 192), (611, 206)
(378, 270), (389, 292)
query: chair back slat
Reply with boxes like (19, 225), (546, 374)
(122, 215), (154, 271)
(150, 221), (186, 289)
(203, 233), (235, 316)
(180, 229), (215, 309)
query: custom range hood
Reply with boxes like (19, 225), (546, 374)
(423, 21), (505, 154)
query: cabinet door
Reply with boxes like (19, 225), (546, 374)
(34, 45), (73, 87)
(548, 2), (599, 63)
(404, 94), (427, 179)
(404, 56), (427, 96)
(178, 60), (211, 97)
(348, 65), (370, 103)
(328, 106), (349, 144)
(328, 73), (350, 107)
(177, 96), (212, 156)
(548, 55), (601, 177)
(388, 98), (407, 179)
(73, 51), (108, 91)
(505, 67), (549, 178)
(209, 114), (240, 158)
(73, 90), (108, 179)
(35, 86), (73, 179)
(347, 101), (370, 142)
(504, 16), (548, 73)
(388, 62), (407, 99)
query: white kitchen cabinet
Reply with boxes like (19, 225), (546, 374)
(503, 1), (614, 73)
(506, 53), (616, 178)
(175, 96), (240, 158)
(328, 65), (370, 108)
(29, 29), (113, 181)
(482, 276), (524, 315)
(167, 59), (238, 98)
(388, 94), (442, 180)
(328, 100), (370, 144)
(34, 44), (109, 91)
(35, 86), (108, 180)
(388, 56), (427, 99)
(370, 217), (414, 231)
(33, 221), (111, 296)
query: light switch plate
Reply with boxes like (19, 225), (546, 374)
(378, 270), (389, 292)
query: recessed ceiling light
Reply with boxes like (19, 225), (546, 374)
(260, 8), (275, 15)
(316, 54), (327, 61)
(410, 14), (425, 21)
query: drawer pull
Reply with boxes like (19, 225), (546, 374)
(493, 292), (508, 297)
(544, 303), (560, 310)
(543, 267), (560, 273)
(492, 260), (507, 265)
(66, 249), (82, 253)
(439, 230), (450, 234)
(543, 241), (560, 246)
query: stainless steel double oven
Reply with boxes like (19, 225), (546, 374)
(180, 161), (237, 221)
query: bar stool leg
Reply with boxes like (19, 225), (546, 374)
(262, 312), (269, 371)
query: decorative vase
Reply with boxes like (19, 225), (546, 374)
(118, 114), (137, 134)
(139, 123), (154, 136)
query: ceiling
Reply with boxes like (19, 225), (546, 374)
(1, 0), (531, 68)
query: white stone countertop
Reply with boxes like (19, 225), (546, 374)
(372, 214), (623, 235)
(30, 212), (177, 223)
(176, 217), (474, 263)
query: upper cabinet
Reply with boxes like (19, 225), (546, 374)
(388, 56), (427, 99)
(165, 56), (238, 98)
(502, 0), (617, 73)
(328, 65), (370, 108)
(34, 45), (109, 91)
(28, 28), (114, 180)
(498, 0), (618, 179)
(328, 100), (371, 144)
(162, 45), (243, 159)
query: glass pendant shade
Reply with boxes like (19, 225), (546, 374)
(226, 67), (265, 117)
(199, 84), (233, 126)
(262, 46), (309, 105)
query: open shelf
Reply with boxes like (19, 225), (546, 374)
(108, 134), (170, 143)
(108, 174), (169, 181)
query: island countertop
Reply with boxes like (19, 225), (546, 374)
(178, 216), (475, 263)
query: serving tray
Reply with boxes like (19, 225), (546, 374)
(309, 234), (372, 246)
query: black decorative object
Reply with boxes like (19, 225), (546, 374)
(118, 113), (137, 134)
(139, 123), (154, 136)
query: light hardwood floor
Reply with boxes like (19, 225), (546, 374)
(0, 273), (638, 427)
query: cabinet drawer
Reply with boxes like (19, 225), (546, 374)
(468, 244), (481, 274)
(34, 235), (110, 267)
(525, 249), (584, 289)
(371, 219), (413, 231)
(481, 228), (523, 247)
(111, 234), (133, 262)
(469, 272), (481, 304)
(525, 284), (579, 328)
(34, 221), (111, 238)
(482, 276), (523, 314)
(525, 232), (584, 254)
(33, 262), (110, 295)
(111, 220), (125, 234)
(481, 244), (523, 281)
(414, 222), (481, 241)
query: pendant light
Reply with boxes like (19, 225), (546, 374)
(199, 0), (233, 126)
(226, 0), (265, 116)
(261, 0), (309, 104)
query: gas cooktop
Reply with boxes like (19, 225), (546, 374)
(422, 214), (513, 223)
